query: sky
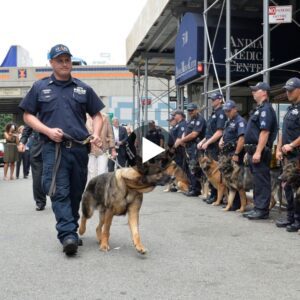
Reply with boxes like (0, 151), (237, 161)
(0, 0), (148, 66)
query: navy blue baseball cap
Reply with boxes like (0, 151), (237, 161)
(174, 110), (185, 116)
(250, 82), (270, 91)
(187, 103), (198, 111)
(283, 77), (300, 91)
(208, 92), (223, 101)
(223, 100), (237, 111)
(49, 44), (72, 59)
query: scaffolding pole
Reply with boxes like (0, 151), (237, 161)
(203, 0), (208, 119)
(132, 75), (136, 129)
(263, 0), (270, 84)
(144, 58), (149, 124)
(137, 65), (141, 128)
(225, 0), (231, 100)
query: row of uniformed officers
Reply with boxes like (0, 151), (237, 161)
(168, 77), (300, 229)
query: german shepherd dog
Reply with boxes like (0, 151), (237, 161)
(163, 161), (190, 193)
(79, 164), (170, 254)
(199, 155), (226, 206)
(218, 155), (248, 212)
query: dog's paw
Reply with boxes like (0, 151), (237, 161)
(100, 244), (110, 252)
(136, 245), (147, 255)
(236, 208), (245, 213)
(78, 226), (85, 236)
(212, 202), (220, 206)
(222, 207), (230, 211)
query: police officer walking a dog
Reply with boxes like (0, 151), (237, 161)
(244, 82), (278, 220)
(175, 103), (206, 197)
(19, 44), (104, 256)
(198, 92), (226, 204)
(276, 77), (300, 231)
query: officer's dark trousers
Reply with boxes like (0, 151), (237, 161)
(30, 151), (46, 208)
(16, 150), (30, 178)
(42, 143), (88, 243)
(207, 145), (219, 199)
(249, 150), (271, 212)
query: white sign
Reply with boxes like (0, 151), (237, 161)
(269, 5), (292, 24)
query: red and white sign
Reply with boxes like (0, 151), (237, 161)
(269, 5), (292, 24)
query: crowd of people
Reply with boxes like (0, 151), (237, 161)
(2, 122), (31, 180)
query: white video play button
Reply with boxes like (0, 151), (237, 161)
(142, 137), (165, 163)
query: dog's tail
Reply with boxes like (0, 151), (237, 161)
(79, 190), (95, 236)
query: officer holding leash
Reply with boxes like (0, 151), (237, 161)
(175, 103), (206, 197)
(198, 92), (226, 204)
(219, 100), (246, 164)
(243, 82), (278, 220)
(19, 44), (104, 256)
(276, 77), (300, 231)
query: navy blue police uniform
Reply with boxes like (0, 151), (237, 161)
(223, 114), (246, 164)
(206, 106), (226, 160)
(244, 100), (278, 214)
(19, 74), (104, 244)
(281, 102), (300, 228)
(185, 109), (206, 195)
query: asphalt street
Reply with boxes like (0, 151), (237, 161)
(1, 168), (300, 300)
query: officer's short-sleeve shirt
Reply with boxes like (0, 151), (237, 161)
(19, 75), (104, 140)
(282, 103), (300, 145)
(185, 113), (206, 141)
(245, 101), (278, 146)
(223, 114), (246, 144)
(173, 120), (187, 139)
(205, 106), (226, 139)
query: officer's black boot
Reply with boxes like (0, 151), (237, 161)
(286, 219), (300, 232)
(206, 186), (217, 204)
(276, 211), (294, 228)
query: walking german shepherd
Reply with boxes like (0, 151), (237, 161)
(79, 165), (170, 254)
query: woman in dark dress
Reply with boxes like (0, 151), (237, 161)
(3, 123), (19, 180)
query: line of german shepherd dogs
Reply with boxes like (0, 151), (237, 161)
(79, 150), (290, 255)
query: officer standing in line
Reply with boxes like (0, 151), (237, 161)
(175, 103), (206, 197)
(19, 44), (104, 256)
(172, 110), (187, 171)
(243, 82), (278, 220)
(197, 92), (226, 204)
(276, 77), (300, 231)
(167, 113), (177, 148)
(219, 100), (246, 164)
(18, 125), (47, 211)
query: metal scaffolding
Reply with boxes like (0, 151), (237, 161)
(129, 0), (300, 124)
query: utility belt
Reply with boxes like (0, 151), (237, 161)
(244, 144), (270, 155)
(46, 134), (92, 149)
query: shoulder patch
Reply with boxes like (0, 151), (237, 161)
(181, 127), (185, 131)
(292, 109), (299, 115)
(239, 122), (244, 127)
(196, 121), (200, 126)
(219, 114), (224, 119)
(261, 121), (266, 127)
(261, 111), (266, 117)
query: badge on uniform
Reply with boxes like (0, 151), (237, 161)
(191, 121), (195, 125)
(42, 89), (52, 95)
(254, 111), (259, 115)
(212, 115), (216, 118)
(74, 87), (86, 95)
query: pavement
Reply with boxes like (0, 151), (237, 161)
(1, 167), (300, 300)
